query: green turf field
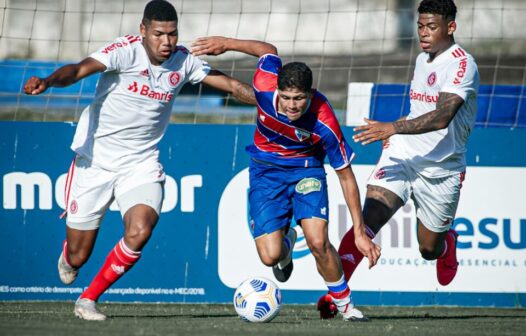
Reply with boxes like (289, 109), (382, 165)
(1, 302), (525, 336)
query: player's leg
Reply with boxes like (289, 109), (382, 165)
(59, 156), (112, 285)
(301, 218), (366, 321)
(76, 160), (165, 321)
(413, 172), (464, 286)
(248, 160), (296, 282)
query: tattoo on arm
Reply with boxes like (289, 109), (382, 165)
(393, 92), (464, 134)
(232, 81), (256, 105)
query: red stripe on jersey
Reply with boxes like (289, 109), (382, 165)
(452, 48), (465, 58)
(254, 128), (314, 157)
(254, 71), (278, 92)
(126, 35), (141, 44)
(60, 156), (76, 219)
(311, 98), (344, 140)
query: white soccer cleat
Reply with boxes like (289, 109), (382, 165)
(58, 251), (79, 285)
(74, 298), (107, 321)
(339, 303), (369, 322)
(272, 227), (297, 282)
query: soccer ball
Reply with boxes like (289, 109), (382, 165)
(233, 277), (282, 322)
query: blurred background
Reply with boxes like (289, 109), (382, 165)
(0, 0), (525, 124)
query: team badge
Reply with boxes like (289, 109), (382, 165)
(168, 71), (181, 87)
(295, 129), (310, 142)
(69, 200), (78, 214)
(374, 168), (386, 180)
(427, 72), (437, 86)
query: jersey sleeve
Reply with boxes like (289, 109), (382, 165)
(314, 95), (355, 170)
(185, 49), (211, 85)
(441, 56), (479, 100)
(89, 36), (136, 73)
(253, 54), (281, 92)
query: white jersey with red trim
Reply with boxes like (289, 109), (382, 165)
(71, 35), (210, 170)
(390, 43), (479, 177)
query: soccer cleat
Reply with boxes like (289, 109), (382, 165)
(272, 227), (297, 282)
(58, 251), (79, 285)
(74, 298), (106, 321)
(317, 294), (338, 319)
(339, 303), (369, 322)
(437, 229), (459, 286)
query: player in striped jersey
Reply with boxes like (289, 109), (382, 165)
(192, 36), (380, 321)
(23, 0), (256, 321)
(318, 0), (480, 319)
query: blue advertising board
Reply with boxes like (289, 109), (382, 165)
(1, 122), (525, 307)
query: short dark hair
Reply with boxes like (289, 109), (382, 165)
(142, 0), (178, 26)
(418, 0), (457, 22)
(278, 62), (313, 93)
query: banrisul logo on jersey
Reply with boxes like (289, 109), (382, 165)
(217, 165), (526, 293)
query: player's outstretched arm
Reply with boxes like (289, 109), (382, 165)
(336, 166), (381, 268)
(353, 92), (464, 145)
(201, 70), (256, 105)
(191, 36), (277, 58)
(24, 57), (106, 95)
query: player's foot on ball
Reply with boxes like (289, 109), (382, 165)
(338, 303), (369, 322)
(74, 298), (106, 321)
(58, 251), (79, 285)
(317, 294), (338, 319)
(437, 229), (459, 286)
(272, 228), (297, 282)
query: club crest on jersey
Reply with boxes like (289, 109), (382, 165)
(295, 178), (321, 195)
(169, 71), (181, 87)
(374, 168), (386, 180)
(69, 200), (78, 214)
(295, 129), (310, 142)
(427, 72), (437, 86)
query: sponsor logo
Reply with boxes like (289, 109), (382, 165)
(295, 178), (321, 194)
(111, 264), (125, 275)
(127, 81), (173, 102)
(409, 89), (438, 103)
(69, 200), (78, 214)
(139, 69), (150, 78)
(341, 253), (356, 264)
(453, 57), (468, 85)
(101, 41), (129, 54)
(295, 129), (310, 142)
(374, 168), (386, 180)
(427, 72), (436, 86)
(168, 72), (181, 87)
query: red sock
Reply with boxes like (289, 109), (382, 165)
(81, 238), (141, 301)
(62, 240), (73, 267)
(338, 226), (375, 282)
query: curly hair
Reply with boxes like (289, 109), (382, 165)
(278, 62), (313, 93)
(418, 0), (457, 21)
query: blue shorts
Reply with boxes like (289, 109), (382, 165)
(248, 159), (328, 239)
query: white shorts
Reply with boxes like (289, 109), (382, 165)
(367, 147), (465, 233)
(63, 156), (165, 230)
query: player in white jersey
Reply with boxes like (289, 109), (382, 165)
(317, 0), (480, 319)
(23, 0), (255, 321)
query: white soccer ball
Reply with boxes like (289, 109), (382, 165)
(233, 277), (282, 322)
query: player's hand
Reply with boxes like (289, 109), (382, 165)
(355, 232), (381, 269)
(24, 76), (48, 95)
(191, 36), (228, 56)
(353, 118), (396, 145)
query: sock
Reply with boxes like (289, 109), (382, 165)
(338, 225), (375, 282)
(62, 240), (74, 268)
(277, 235), (292, 269)
(80, 238), (141, 301)
(439, 237), (449, 259)
(326, 275), (352, 310)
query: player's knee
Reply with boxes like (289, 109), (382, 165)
(126, 221), (154, 244)
(306, 238), (329, 259)
(419, 244), (440, 260)
(259, 253), (280, 267)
